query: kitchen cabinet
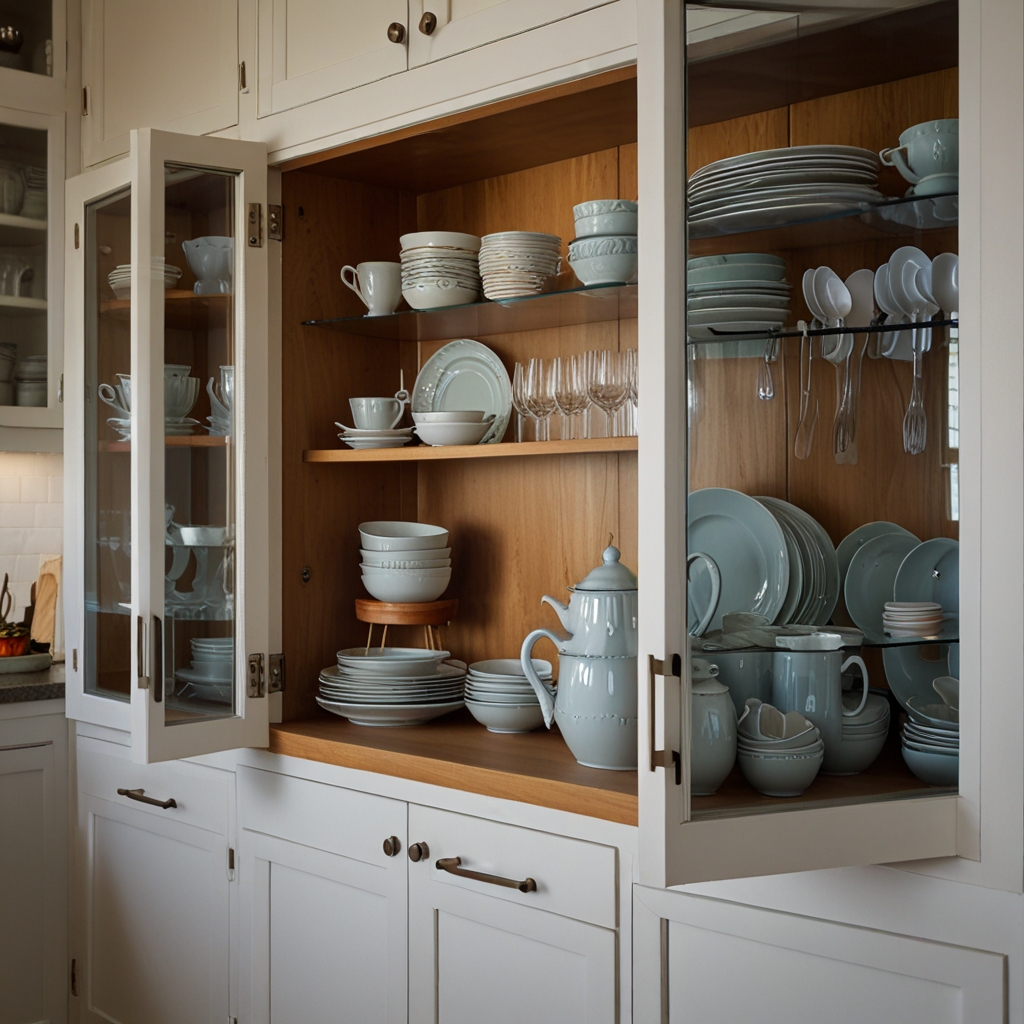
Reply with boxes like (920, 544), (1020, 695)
(0, 703), (68, 1024)
(72, 732), (233, 1024)
(256, 0), (409, 117)
(63, 129), (272, 763)
(0, 0), (67, 116)
(81, 0), (238, 168)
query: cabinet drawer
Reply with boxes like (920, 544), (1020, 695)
(409, 805), (616, 929)
(77, 736), (230, 836)
(239, 766), (406, 863)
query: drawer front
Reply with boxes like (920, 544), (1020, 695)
(77, 736), (230, 836)
(409, 805), (617, 929)
(239, 766), (407, 863)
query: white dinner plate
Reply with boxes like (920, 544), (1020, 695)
(843, 532), (921, 636)
(688, 487), (789, 632)
(689, 197), (883, 237)
(757, 497), (828, 625)
(686, 281), (792, 296)
(687, 185), (882, 216)
(882, 643), (951, 712)
(689, 145), (880, 181)
(833, 521), (919, 625)
(756, 501), (803, 625)
(315, 695), (464, 727)
(687, 293), (791, 311)
(772, 500), (839, 625)
(319, 686), (464, 704)
(412, 339), (512, 445)
(689, 155), (880, 186)
(893, 538), (959, 620)
(333, 649), (456, 676)
(687, 168), (878, 200)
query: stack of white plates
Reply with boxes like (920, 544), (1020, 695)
(736, 700), (823, 797)
(686, 254), (791, 339)
(464, 658), (550, 733)
(21, 166), (47, 220)
(901, 697), (958, 786)
(359, 521), (452, 603)
(884, 601), (944, 637)
(400, 231), (481, 310)
(824, 692), (891, 774)
(478, 231), (561, 300)
(687, 145), (883, 236)
(175, 636), (233, 703)
(108, 259), (183, 300)
(336, 423), (414, 450)
(316, 647), (466, 726)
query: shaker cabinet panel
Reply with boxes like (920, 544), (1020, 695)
(257, 0), (408, 117)
(82, 0), (238, 167)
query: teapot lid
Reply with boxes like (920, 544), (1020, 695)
(575, 545), (638, 591)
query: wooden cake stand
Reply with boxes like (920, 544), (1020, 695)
(354, 598), (459, 651)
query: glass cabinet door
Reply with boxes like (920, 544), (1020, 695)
(65, 129), (270, 762)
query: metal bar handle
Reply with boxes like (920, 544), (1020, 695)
(117, 787), (177, 810)
(436, 856), (537, 893)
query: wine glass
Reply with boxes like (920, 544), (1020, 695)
(553, 354), (590, 439)
(526, 357), (557, 441)
(587, 350), (629, 437)
(512, 362), (534, 442)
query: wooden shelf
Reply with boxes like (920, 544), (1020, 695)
(0, 295), (46, 316)
(0, 213), (47, 246)
(305, 436), (638, 463)
(99, 434), (228, 452)
(270, 710), (639, 826)
(100, 290), (231, 330)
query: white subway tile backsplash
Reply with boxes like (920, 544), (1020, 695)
(34, 503), (63, 529)
(0, 478), (19, 503)
(20, 476), (48, 503)
(48, 474), (63, 504)
(1, 503), (35, 528)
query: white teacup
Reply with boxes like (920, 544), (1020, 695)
(341, 262), (402, 317)
(880, 119), (958, 185)
(350, 391), (409, 430)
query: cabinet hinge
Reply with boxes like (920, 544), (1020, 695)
(238, 60), (247, 92)
(268, 204), (283, 242)
(247, 203), (263, 248)
(649, 654), (682, 784)
(247, 653), (265, 697)
(70, 957), (77, 996)
(227, 846), (235, 880)
(74, 223), (79, 249)
(72, 648), (78, 671)
(268, 652), (285, 693)
(81, 86), (88, 116)
(58, 373), (63, 403)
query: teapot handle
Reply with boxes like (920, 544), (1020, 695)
(520, 629), (560, 729)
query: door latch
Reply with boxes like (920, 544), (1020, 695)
(247, 203), (263, 247)
(247, 653), (265, 697)
(268, 653), (285, 693)
(649, 654), (682, 784)
(268, 205), (283, 242)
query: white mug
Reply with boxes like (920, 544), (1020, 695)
(350, 391), (408, 430)
(341, 262), (402, 317)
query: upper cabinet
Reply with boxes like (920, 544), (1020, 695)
(64, 129), (272, 762)
(0, 0), (66, 114)
(256, 0), (409, 117)
(405, 0), (616, 68)
(82, 0), (239, 168)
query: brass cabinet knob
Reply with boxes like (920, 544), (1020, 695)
(408, 841), (429, 862)
(382, 836), (401, 857)
(387, 22), (406, 44)
(418, 11), (437, 35)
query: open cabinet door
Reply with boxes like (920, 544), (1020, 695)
(63, 129), (270, 762)
(636, 0), (965, 888)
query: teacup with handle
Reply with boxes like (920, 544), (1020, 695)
(349, 390), (409, 430)
(341, 262), (403, 317)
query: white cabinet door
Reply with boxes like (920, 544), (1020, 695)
(406, 0), (615, 67)
(237, 767), (408, 1024)
(257, 0), (409, 117)
(82, 0), (239, 167)
(74, 738), (232, 1024)
(633, 886), (1007, 1023)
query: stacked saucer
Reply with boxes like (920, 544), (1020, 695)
(884, 601), (944, 637)
(400, 231), (481, 310)
(316, 647), (466, 727)
(901, 693), (958, 786)
(687, 254), (791, 339)
(478, 232), (561, 300)
(464, 658), (550, 733)
(108, 258), (183, 300)
(336, 422), (414, 450)
(824, 692), (891, 774)
(736, 699), (823, 797)
(175, 636), (233, 703)
(21, 166), (47, 220)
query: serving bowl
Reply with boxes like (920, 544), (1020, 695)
(570, 252), (638, 286)
(361, 570), (451, 603)
(402, 281), (480, 310)
(574, 211), (638, 237)
(465, 699), (545, 733)
(901, 744), (958, 786)
(414, 420), (491, 446)
(573, 199), (637, 220)
(359, 521), (449, 551)
(822, 729), (888, 775)
(737, 742), (824, 797)
(412, 410), (486, 424)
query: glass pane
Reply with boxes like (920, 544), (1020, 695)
(162, 165), (237, 722)
(85, 185), (132, 701)
(0, 1), (54, 77)
(0, 120), (48, 407)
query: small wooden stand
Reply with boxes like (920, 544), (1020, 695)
(354, 599), (459, 651)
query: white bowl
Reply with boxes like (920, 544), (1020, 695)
(902, 744), (959, 786)
(412, 410), (486, 424)
(360, 564), (452, 578)
(414, 421), (491, 446)
(570, 252), (638, 286)
(360, 545), (451, 560)
(465, 699), (545, 733)
(360, 551), (451, 569)
(400, 231), (481, 252)
(361, 572), (451, 603)
(822, 730), (888, 775)
(568, 235), (638, 260)
(573, 199), (637, 219)
(574, 211), (639, 237)
(359, 522), (449, 551)
(737, 745), (823, 797)
(178, 525), (230, 546)
(464, 688), (540, 705)
(402, 283), (480, 310)
(469, 658), (552, 678)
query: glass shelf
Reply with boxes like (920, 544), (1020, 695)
(99, 435), (229, 452)
(687, 316), (958, 345)
(303, 283), (636, 341)
(694, 631), (958, 654)
(305, 436), (638, 463)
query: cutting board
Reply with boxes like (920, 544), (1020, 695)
(30, 556), (61, 650)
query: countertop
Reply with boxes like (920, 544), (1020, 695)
(270, 710), (639, 826)
(0, 661), (66, 704)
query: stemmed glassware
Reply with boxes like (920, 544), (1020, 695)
(587, 349), (631, 437)
(525, 357), (557, 441)
(554, 353), (590, 439)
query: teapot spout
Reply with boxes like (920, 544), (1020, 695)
(541, 594), (572, 632)
(520, 629), (560, 728)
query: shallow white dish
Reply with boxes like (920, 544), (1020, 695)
(412, 339), (512, 445)
(464, 699), (545, 733)
(400, 231), (481, 252)
(359, 521), (449, 551)
(335, 647), (452, 676)
(414, 420), (491, 446)
(843, 532), (921, 635)
(469, 658), (552, 679)
(316, 695), (464, 727)
(893, 537), (959, 620)
(412, 411), (486, 424)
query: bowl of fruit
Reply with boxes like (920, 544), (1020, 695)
(0, 573), (30, 657)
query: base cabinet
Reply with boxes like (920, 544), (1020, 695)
(73, 736), (232, 1024)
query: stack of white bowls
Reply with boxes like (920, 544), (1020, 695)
(400, 231), (481, 310)
(175, 637), (233, 703)
(108, 258), (183, 300)
(884, 601), (944, 637)
(568, 200), (638, 286)
(359, 521), (452, 603)
(412, 410), (493, 447)
(901, 693), (959, 786)
(14, 354), (47, 407)
(20, 166), (47, 220)
(686, 253), (791, 339)
(736, 698), (823, 797)
(823, 692), (891, 774)
(478, 231), (561, 299)
(464, 658), (550, 733)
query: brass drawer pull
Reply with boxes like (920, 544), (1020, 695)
(436, 856), (536, 893)
(117, 788), (177, 810)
